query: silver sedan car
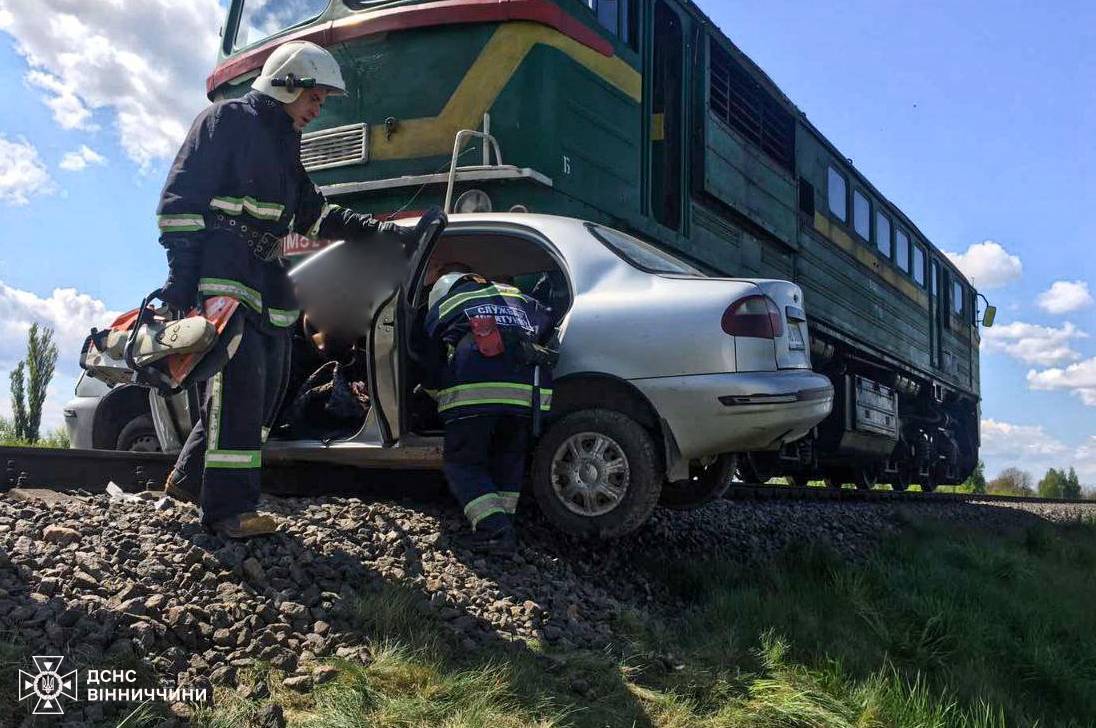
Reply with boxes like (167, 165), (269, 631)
(150, 213), (833, 537)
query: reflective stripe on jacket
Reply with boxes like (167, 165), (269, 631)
(156, 91), (383, 330)
(425, 279), (554, 422)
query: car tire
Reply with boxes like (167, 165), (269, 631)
(115, 415), (161, 453)
(660, 453), (736, 510)
(531, 409), (662, 538)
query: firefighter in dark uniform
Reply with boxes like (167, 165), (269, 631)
(158, 41), (416, 538)
(424, 272), (556, 553)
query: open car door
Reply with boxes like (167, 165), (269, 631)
(393, 210), (450, 441)
(290, 209), (448, 446)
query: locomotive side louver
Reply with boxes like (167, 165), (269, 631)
(300, 123), (369, 172)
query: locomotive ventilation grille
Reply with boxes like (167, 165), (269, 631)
(300, 123), (369, 172)
(709, 44), (795, 172)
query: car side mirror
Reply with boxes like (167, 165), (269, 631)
(981, 305), (996, 328)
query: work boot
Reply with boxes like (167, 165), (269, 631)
(163, 471), (199, 505)
(208, 511), (278, 539)
(452, 527), (517, 556)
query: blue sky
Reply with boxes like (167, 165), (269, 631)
(0, 0), (1092, 482)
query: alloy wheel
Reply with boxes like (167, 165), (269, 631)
(550, 432), (630, 516)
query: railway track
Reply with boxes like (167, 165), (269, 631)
(0, 446), (1089, 507)
(721, 482), (1090, 506)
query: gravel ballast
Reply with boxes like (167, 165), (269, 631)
(1, 486), (1093, 725)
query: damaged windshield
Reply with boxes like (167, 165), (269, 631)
(232, 0), (330, 52)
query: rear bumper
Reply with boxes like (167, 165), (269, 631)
(632, 370), (834, 460)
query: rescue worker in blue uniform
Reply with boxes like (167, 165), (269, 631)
(158, 40), (416, 538)
(424, 271), (556, 553)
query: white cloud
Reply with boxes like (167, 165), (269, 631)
(982, 320), (1086, 367)
(0, 281), (120, 433)
(1037, 280), (1094, 315)
(0, 134), (55, 205)
(59, 145), (107, 172)
(26, 70), (96, 130)
(0, 0), (223, 168)
(1027, 358), (1096, 407)
(981, 418), (1070, 460)
(944, 240), (1022, 290)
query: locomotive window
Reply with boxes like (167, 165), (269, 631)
(827, 167), (847, 221)
(896, 229), (910, 273)
(952, 279), (964, 315)
(912, 243), (925, 286)
(709, 43), (796, 171)
(234, 0), (329, 51)
(875, 211), (891, 258)
(584, 0), (635, 47)
(853, 190), (870, 241)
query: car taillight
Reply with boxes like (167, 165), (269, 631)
(722, 295), (784, 339)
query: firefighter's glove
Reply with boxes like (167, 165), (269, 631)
(375, 220), (419, 259)
(337, 214), (414, 257)
(403, 207), (447, 259)
(519, 340), (560, 368)
(160, 240), (202, 313)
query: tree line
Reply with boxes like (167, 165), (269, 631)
(962, 461), (1087, 499)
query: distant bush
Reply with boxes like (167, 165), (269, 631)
(0, 418), (69, 449)
(987, 467), (1033, 496)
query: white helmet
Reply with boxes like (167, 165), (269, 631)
(253, 41), (346, 103)
(429, 272), (472, 311)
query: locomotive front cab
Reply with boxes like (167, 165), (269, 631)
(211, 0), (643, 222)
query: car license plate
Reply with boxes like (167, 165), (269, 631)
(788, 323), (805, 350)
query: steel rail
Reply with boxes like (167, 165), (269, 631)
(0, 446), (1089, 508)
(723, 482), (1092, 507)
(0, 446), (444, 499)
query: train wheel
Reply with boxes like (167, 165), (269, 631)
(823, 471), (848, 489)
(920, 474), (938, 493)
(854, 466), (878, 491)
(785, 474), (809, 488)
(737, 453), (776, 484)
(891, 470), (911, 492)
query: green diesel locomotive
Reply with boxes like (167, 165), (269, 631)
(209, 0), (988, 490)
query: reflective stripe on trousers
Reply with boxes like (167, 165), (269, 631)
(435, 382), (553, 414)
(170, 316), (292, 524)
(461, 491), (522, 530)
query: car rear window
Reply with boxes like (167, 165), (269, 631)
(587, 224), (703, 275)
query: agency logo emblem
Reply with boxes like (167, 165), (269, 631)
(18, 656), (78, 715)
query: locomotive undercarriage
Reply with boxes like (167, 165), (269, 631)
(741, 335), (978, 490)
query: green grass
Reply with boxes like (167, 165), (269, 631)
(7, 514), (1096, 726)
